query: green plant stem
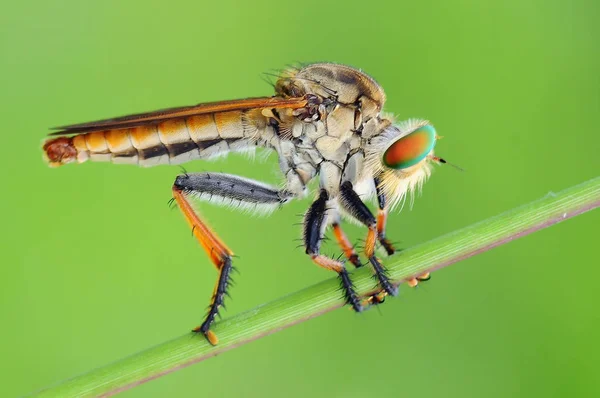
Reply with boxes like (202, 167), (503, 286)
(33, 177), (600, 398)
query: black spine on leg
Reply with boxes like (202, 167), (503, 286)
(339, 268), (363, 312)
(303, 189), (328, 255)
(198, 257), (233, 334)
(369, 257), (398, 296)
(339, 181), (376, 226)
(303, 189), (363, 312)
(339, 180), (398, 297)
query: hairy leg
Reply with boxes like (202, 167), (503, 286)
(339, 181), (398, 297)
(303, 189), (363, 312)
(172, 172), (293, 345)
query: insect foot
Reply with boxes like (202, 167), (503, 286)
(359, 290), (388, 309)
(407, 273), (431, 288)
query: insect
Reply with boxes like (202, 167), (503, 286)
(43, 63), (446, 345)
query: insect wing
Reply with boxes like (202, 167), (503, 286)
(50, 96), (309, 135)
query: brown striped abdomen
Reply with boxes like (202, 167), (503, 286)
(43, 111), (259, 167)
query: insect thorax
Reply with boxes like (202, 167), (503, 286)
(265, 64), (392, 199)
(275, 63), (386, 119)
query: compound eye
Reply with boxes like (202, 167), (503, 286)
(383, 124), (436, 169)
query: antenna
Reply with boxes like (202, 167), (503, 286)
(432, 156), (465, 172)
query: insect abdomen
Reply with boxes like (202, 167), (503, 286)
(43, 111), (255, 167)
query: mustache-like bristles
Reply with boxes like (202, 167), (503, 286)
(364, 119), (434, 211)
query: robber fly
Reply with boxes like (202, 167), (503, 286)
(43, 63), (445, 345)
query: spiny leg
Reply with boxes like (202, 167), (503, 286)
(374, 177), (430, 288)
(172, 172), (293, 345)
(172, 187), (231, 345)
(304, 189), (363, 312)
(332, 222), (362, 268)
(339, 181), (398, 297)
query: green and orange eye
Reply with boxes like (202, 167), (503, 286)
(383, 124), (437, 169)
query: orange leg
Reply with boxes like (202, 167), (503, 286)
(171, 172), (293, 344)
(332, 222), (362, 268)
(339, 181), (398, 298)
(332, 221), (396, 309)
(363, 224), (398, 297)
(172, 187), (233, 346)
(376, 208), (396, 255)
(374, 178), (430, 288)
(171, 172), (295, 344)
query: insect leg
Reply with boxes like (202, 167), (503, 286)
(374, 177), (430, 288)
(331, 222), (362, 268)
(339, 181), (398, 297)
(304, 189), (363, 312)
(172, 172), (294, 345)
(374, 177), (396, 255)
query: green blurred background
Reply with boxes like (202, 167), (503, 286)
(1, 0), (599, 396)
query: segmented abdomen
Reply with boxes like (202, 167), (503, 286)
(43, 111), (259, 167)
